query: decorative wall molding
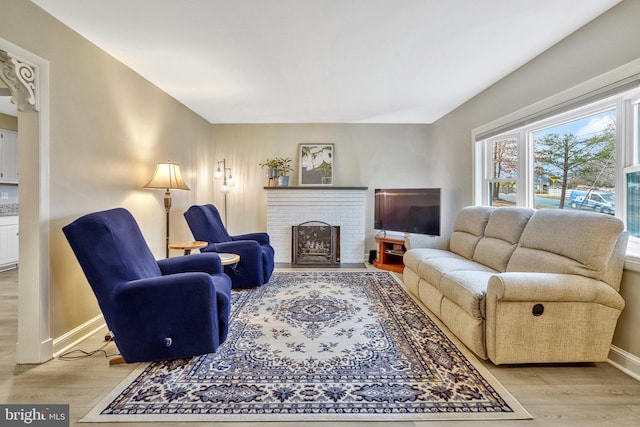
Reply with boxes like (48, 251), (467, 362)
(0, 49), (39, 112)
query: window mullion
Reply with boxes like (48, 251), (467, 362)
(517, 129), (530, 208)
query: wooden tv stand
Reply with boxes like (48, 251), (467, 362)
(374, 235), (406, 273)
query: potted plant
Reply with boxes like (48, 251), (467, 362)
(259, 158), (279, 178)
(259, 158), (279, 186)
(275, 157), (292, 187)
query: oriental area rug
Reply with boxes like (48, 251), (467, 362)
(82, 271), (531, 422)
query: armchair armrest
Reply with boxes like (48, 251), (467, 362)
(487, 272), (625, 310)
(405, 235), (450, 250)
(157, 252), (223, 275)
(231, 232), (270, 245)
(208, 240), (262, 264)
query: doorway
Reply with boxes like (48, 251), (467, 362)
(0, 39), (52, 364)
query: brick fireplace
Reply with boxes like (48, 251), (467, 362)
(265, 187), (367, 264)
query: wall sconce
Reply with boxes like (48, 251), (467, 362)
(144, 161), (190, 258)
(215, 159), (234, 225)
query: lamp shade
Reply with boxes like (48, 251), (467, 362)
(144, 162), (190, 190)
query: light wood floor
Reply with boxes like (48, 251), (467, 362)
(1, 267), (640, 426)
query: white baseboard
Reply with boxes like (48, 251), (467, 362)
(52, 314), (106, 358)
(0, 263), (18, 272)
(608, 345), (640, 381)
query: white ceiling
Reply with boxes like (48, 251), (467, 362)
(23, 0), (622, 123)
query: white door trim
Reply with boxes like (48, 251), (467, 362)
(0, 37), (52, 364)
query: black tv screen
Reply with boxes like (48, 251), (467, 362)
(374, 188), (441, 235)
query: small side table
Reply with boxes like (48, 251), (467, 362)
(168, 241), (207, 255)
(219, 253), (240, 266)
(373, 235), (405, 273)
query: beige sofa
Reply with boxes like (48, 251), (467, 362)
(403, 206), (628, 365)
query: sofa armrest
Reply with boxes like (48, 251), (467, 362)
(404, 235), (450, 250)
(485, 271), (625, 364)
(487, 272), (624, 310)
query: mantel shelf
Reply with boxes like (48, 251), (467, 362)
(263, 186), (368, 190)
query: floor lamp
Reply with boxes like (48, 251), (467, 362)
(214, 159), (234, 225)
(144, 161), (190, 258)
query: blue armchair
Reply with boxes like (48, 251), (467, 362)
(62, 208), (232, 363)
(184, 204), (275, 288)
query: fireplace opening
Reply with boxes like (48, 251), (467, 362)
(292, 221), (340, 265)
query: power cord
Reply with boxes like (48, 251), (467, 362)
(58, 338), (121, 361)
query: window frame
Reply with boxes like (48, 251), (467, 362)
(622, 93), (640, 259)
(478, 96), (621, 211)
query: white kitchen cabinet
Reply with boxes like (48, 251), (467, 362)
(0, 129), (18, 183)
(0, 216), (18, 269)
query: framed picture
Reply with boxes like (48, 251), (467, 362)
(298, 143), (334, 186)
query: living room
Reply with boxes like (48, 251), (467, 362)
(1, 0), (640, 424)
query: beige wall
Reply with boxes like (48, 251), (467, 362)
(0, 0), (213, 339)
(0, 113), (17, 131)
(208, 123), (431, 250)
(430, 0), (640, 360)
(617, 269), (640, 357)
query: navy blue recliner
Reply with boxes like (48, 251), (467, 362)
(62, 208), (232, 363)
(184, 204), (275, 288)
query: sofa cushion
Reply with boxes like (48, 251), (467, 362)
(417, 256), (495, 291)
(473, 207), (534, 272)
(403, 248), (460, 272)
(507, 209), (624, 284)
(440, 270), (497, 319)
(449, 206), (494, 259)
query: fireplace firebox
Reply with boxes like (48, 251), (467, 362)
(291, 221), (340, 265)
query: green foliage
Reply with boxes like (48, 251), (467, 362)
(260, 157), (292, 176)
(259, 158), (279, 169)
(535, 124), (615, 208)
(275, 157), (292, 176)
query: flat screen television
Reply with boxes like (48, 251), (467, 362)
(374, 188), (441, 235)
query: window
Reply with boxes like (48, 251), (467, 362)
(480, 100), (619, 213)
(627, 169), (640, 237)
(532, 108), (616, 212)
(486, 135), (518, 207)
(477, 87), (640, 256)
(624, 97), (640, 238)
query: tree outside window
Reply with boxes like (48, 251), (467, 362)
(533, 109), (616, 211)
(489, 136), (517, 206)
